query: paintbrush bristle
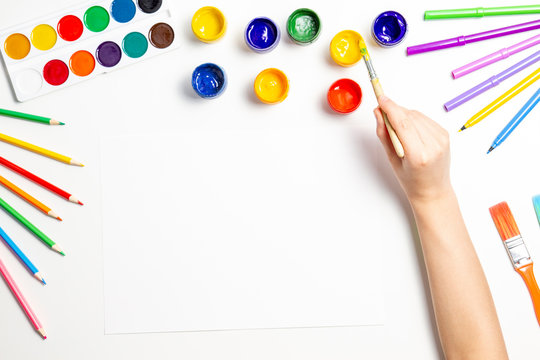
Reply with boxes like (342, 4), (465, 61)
(532, 195), (540, 225)
(489, 202), (521, 241)
(357, 36), (369, 57)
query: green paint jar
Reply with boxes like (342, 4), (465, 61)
(286, 8), (321, 45)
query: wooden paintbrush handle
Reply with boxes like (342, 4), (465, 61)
(516, 263), (540, 326)
(371, 79), (405, 158)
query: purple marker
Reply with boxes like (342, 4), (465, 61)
(452, 34), (540, 78)
(444, 50), (540, 111)
(407, 19), (540, 55)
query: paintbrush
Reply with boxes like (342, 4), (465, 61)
(490, 201), (540, 325)
(358, 36), (405, 158)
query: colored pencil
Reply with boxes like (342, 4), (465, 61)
(533, 195), (540, 225)
(0, 108), (64, 126)
(357, 36), (405, 158)
(488, 87), (540, 153)
(445, 50), (540, 111)
(0, 256), (47, 339)
(0, 225), (45, 284)
(425, 5), (540, 20)
(0, 156), (83, 205)
(0, 132), (83, 166)
(460, 67), (540, 131)
(407, 19), (540, 55)
(0, 174), (61, 220)
(0, 196), (64, 255)
(490, 202), (540, 326)
(452, 33), (540, 79)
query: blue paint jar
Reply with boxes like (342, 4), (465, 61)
(371, 11), (407, 47)
(191, 63), (227, 98)
(245, 17), (280, 53)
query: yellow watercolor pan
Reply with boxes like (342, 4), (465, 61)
(330, 30), (362, 67)
(254, 68), (289, 104)
(191, 6), (227, 43)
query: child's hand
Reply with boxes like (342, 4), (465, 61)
(374, 96), (452, 205)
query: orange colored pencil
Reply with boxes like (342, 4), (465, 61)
(0, 175), (61, 221)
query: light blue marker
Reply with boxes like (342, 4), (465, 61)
(488, 87), (540, 154)
(0, 225), (45, 284)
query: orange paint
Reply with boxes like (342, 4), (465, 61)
(69, 50), (95, 77)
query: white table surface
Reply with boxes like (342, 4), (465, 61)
(0, 0), (539, 358)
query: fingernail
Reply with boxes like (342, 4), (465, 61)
(378, 95), (388, 102)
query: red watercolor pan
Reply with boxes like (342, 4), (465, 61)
(327, 78), (362, 114)
(57, 15), (84, 41)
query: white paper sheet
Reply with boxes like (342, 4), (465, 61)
(101, 125), (385, 334)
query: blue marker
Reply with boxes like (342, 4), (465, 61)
(0, 225), (45, 284)
(488, 87), (540, 153)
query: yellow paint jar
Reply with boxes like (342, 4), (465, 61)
(330, 30), (362, 67)
(254, 68), (289, 104)
(191, 7), (227, 43)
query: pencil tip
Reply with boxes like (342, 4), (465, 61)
(78, 201), (84, 205)
(60, 251), (66, 256)
(460, 126), (466, 132)
(41, 279), (46, 285)
(487, 146), (494, 154)
(57, 217), (62, 221)
(59, 122), (65, 125)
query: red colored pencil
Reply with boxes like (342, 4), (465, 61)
(0, 156), (83, 205)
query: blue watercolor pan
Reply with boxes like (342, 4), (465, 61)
(191, 63), (227, 98)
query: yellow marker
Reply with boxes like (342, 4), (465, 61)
(254, 68), (289, 104)
(30, 24), (57, 51)
(461, 67), (540, 131)
(191, 6), (227, 43)
(330, 30), (362, 67)
(0, 132), (83, 166)
(4, 33), (31, 60)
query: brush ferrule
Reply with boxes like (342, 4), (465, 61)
(363, 58), (377, 80)
(504, 235), (532, 268)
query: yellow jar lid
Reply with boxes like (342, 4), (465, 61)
(254, 68), (289, 104)
(330, 30), (362, 67)
(191, 6), (227, 43)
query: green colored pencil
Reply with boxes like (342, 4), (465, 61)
(0, 196), (64, 255)
(425, 5), (540, 20)
(0, 108), (64, 126)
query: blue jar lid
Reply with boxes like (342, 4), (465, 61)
(371, 11), (407, 47)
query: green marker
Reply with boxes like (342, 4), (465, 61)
(425, 5), (540, 20)
(0, 108), (64, 125)
(0, 197), (65, 255)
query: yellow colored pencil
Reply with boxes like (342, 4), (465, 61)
(0, 175), (61, 220)
(460, 67), (540, 131)
(0, 132), (83, 166)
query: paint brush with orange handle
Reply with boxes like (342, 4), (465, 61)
(489, 201), (540, 325)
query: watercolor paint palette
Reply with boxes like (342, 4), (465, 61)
(0, 0), (179, 102)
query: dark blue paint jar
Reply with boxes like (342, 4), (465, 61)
(245, 17), (280, 53)
(372, 11), (407, 47)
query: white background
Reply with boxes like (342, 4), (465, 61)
(0, 0), (539, 358)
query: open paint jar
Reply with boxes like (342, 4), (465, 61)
(245, 17), (280, 53)
(254, 68), (289, 104)
(191, 6), (227, 43)
(329, 30), (363, 67)
(371, 11), (407, 47)
(286, 8), (321, 45)
(327, 79), (362, 113)
(192, 63), (227, 98)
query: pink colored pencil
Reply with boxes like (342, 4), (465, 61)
(452, 33), (540, 78)
(0, 256), (46, 339)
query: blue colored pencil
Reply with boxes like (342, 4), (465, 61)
(0, 225), (45, 284)
(488, 87), (540, 154)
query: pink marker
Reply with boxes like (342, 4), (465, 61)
(452, 34), (540, 79)
(0, 257), (46, 339)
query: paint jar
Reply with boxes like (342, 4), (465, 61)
(245, 17), (280, 53)
(327, 79), (362, 114)
(191, 6), (227, 43)
(329, 30), (363, 67)
(254, 68), (289, 104)
(192, 63), (227, 98)
(371, 11), (407, 47)
(286, 8), (321, 45)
